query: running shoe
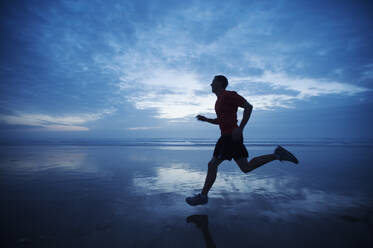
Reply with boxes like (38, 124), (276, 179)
(274, 145), (299, 164)
(185, 193), (208, 206)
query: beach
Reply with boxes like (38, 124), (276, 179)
(1, 140), (372, 247)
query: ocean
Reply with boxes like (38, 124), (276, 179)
(1, 138), (372, 247)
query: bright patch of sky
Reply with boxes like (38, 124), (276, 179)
(0, 0), (372, 140)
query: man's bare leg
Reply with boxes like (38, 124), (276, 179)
(235, 154), (277, 173)
(201, 157), (223, 196)
(235, 146), (299, 173)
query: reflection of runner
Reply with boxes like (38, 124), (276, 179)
(186, 75), (298, 206)
(186, 215), (216, 248)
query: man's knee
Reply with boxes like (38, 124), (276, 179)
(208, 159), (220, 168)
(236, 159), (253, 173)
(240, 167), (252, 173)
(208, 161), (217, 168)
(242, 160), (257, 173)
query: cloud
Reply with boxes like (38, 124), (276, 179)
(97, 42), (215, 119)
(92, 2), (370, 120)
(231, 71), (369, 110)
(44, 125), (89, 131)
(125, 68), (216, 119)
(0, 108), (115, 131)
(124, 67), (369, 116)
(360, 63), (373, 82)
(126, 126), (162, 131)
(112, 49), (368, 116)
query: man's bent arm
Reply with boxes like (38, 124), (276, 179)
(196, 115), (219, 125)
(206, 118), (219, 125)
(239, 101), (253, 130)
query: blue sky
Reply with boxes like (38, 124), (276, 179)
(0, 0), (372, 140)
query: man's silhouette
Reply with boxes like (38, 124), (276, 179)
(186, 75), (298, 206)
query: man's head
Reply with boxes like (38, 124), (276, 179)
(211, 75), (228, 94)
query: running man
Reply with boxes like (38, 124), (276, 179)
(186, 75), (298, 206)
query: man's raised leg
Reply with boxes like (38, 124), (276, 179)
(235, 154), (276, 173)
(235, 146), (298, 173)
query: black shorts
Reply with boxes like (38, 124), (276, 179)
(213, 135), (249, 161)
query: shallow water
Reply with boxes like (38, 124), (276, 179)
(1, 143), (373, 247)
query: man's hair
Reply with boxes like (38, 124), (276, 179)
(214, 75), (228, 89)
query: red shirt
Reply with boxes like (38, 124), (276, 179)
(215, 90), (247, 135)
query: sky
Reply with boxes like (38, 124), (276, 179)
(0, 0), (372, 141)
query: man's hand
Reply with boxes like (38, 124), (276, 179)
(232, 127), (243, 142)
(196, 115), (208, 122)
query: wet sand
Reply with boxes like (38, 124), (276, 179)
(1, 144), (372, 247)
